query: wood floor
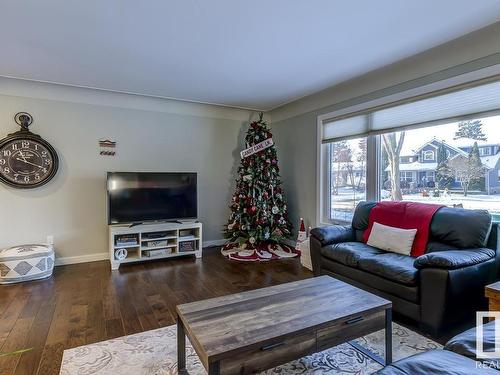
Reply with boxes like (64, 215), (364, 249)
(0, 247), (312, 375)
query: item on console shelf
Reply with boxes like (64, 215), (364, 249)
(115, 234), (138, 246)
(143, 248), (173, 257)
(0, 244), (55, 284)
(179, 240), (195, 252)
(142, 232), (168, 240)
(143, 240), (168, 248)
(179, 229), (196, 239)
(114, 248), (128, 260)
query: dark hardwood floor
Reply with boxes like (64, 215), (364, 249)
(0, 247), (312, 375)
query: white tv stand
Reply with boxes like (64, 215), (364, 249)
(108, 221), (202, 270)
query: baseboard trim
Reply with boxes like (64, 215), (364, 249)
(55, 241), (226, 267)
(202, 239), (227, 248)
(55, 252), (108, 267)
(54, 239), (292, 266)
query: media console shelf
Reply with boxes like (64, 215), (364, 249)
(108, 221), (202, 270)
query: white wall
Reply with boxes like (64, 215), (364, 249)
(270, 22), (500, 234)
(0, 78), (253, 263)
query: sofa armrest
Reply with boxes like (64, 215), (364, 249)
(310, 225), (354, 247)
(414, 248), (495, 270)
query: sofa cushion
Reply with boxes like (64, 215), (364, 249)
(358, 253), (418, 286)
(323, 259), (420, 304)
(352, 201), (376, 231)
(426, 241), (459, 253)
(321, 242), (384, 267)
(373, 349), (499, 375)
(445, 320), (496, 361)
(430, 207), (492, 248)
(414, 248), (496, 270)
(310, 225), (354, 247)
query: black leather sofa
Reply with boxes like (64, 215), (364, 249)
(376, 320), (499, 374)
(310, 201), (499, 335)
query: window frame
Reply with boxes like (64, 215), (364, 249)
(480, 147), (492, 156)
(317, 135), (382, 225)
(400, 171), (414, 182)
(423, 150), (435, 161)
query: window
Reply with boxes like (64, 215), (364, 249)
(480, 147), (492, 156)
(320, 79), (500, 224)
(423, 150), (434, 161)
(399, 171), (414, 182)
(323, 137), (367, 223)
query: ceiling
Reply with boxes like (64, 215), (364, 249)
(1, 1), (500, 111)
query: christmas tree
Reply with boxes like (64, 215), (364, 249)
(222, 114), (297, 261)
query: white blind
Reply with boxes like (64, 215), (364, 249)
(322, 79), (500, 141)
(322, 115), (368, 142)
(372, 80), (500, 131)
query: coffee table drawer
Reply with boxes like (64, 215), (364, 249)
(218, 331), (316, 375)
(317, 310), (385, 351)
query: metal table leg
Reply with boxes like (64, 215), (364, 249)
(385, 308), (393, 365)
(177, 315), (187, 374)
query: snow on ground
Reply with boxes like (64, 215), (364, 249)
(330, 186), (500, 222)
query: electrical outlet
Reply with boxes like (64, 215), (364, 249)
(46, 235), (54, 245)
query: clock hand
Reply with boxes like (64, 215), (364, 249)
(15, 158), (44, 169)
(18, 150), (28, 163)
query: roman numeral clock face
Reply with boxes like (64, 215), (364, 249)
(0, 139), (57, 188)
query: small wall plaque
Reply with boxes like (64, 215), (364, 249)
(99, 139), (116, 156)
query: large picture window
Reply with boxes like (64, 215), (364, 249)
(320, 80), (500, 224)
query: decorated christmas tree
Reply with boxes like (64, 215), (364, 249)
(222, 114), (298, 261)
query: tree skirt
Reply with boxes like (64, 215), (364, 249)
(60, 323), (441, 375)
(221, 241), (300, 261)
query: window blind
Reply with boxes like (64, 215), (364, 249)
(322, 79), (500, 142)
(322, 115), (368, 143)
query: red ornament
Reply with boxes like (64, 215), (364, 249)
(247, 206), (257, 215)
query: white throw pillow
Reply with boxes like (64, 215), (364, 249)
(367, 222), (417, 256)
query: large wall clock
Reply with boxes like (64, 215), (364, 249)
(0, 112), (59, 189)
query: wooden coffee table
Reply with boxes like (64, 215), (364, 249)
(176, 276), (392, 374)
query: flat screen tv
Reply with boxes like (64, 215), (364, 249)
(107, 172), (197, 224)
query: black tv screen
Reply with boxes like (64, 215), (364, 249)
(107, 172), (197, 224)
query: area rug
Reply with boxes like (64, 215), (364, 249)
(60, 323), (441, 374)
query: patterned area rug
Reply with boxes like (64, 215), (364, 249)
(60, 323), (440, 374)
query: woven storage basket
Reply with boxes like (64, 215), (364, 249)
(0, 244), (54, 284)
